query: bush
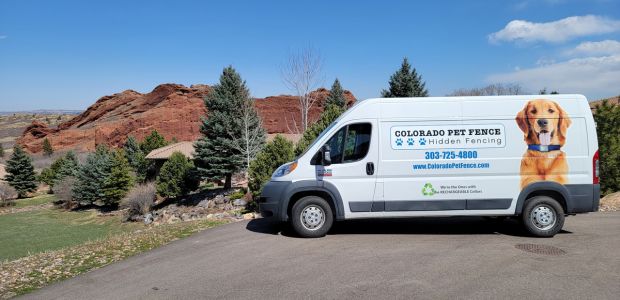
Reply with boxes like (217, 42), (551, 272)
(52, 176), (77, 209)
(121, 183), (156, 220)
(156, 152), (199, 198)
(38, 167), (56, 191)
(593, 100), (620, 194)
(0, 183), (18, 207)
(229, 189), (245, 200)
(248, 135), (295, 196)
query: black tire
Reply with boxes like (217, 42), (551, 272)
(290, 196), (334, 238)
(521, 196), (565, 237)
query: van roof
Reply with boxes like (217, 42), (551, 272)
(360, 94), (587, 103)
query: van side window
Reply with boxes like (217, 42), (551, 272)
(312, 123), (371, 165)
(343, 123), (371, 163)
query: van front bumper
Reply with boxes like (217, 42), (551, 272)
(259, 181), (290, 221)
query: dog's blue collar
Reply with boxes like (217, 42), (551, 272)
(528, 144), (561, 152)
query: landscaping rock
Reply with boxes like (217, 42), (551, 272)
(197, 199), (211, 208)
(242, 213), (254, 220)
(233, 198), (247, 207)
(143, 213), (154, 225)
(214, 195), (226, 204)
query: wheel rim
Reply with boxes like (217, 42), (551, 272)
(529, 204), (557, 231)
(300, 205), (325, 231)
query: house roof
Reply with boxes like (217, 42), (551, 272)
(145, 141), (195, 160)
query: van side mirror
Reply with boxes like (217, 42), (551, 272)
(321, 145), (332, 166)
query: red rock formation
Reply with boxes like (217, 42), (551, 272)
(255, 88), (356, 134)
(18, 84), (356, 153)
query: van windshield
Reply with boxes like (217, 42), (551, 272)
(297, 120), (338, 159)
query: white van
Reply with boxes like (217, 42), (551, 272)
(259, 95), (600, 238)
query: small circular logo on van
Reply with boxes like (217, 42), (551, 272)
(422, 183), (437, 196)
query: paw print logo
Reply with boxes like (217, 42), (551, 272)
(395, 138), (403, 147)
(407, 138), (414, 146)
(419, 138), (427, 145)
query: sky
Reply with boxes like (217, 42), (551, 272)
(1, 0), (619, 111)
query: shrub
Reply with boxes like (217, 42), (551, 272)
(248, 135), (295, 196)
(53, 176), (77, 209)
(593, 100), (620, 194)
(156, 152), (199, 198)
(229, 189), (245, 200)
(38, 167), (56, 192)
(0, 143), (4, 158)
(121, 183), (156, 220)
(5, 145), (38, 198)
(0, 183), (18, 207)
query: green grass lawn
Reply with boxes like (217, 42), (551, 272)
(13, 194), (56, 208)
(0, 207), (141, 261)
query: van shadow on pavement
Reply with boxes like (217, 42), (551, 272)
(245, 217), (572, 238)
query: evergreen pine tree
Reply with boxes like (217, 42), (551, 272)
(55, 151), (79, 180)
(102, 150), (134, 206)
(140, 130), (168, 154)
(123, 136), (142, 168)
(294, 104), (346, 156)
(194, 66), (249, 188)
(381, 57), (428, 97)
(4, 146), (37, 198)
(123, 136), (147, 181)
(42, 138), (54, 156)
(249, 135), (295, 196)
(139, 131), (167, 181)
(156, 152), (198, 198)
(325, 78), (347, 108)
(73, 145), (113, 206)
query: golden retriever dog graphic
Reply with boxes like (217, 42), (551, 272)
(516, 99), (571, 189)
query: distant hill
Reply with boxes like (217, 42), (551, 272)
(0, 110), (82, 116)
(0, 113), (75, 150)
(590, 95), (620, 110)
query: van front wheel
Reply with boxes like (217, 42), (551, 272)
(291, 196), (333, 238)
(522, 196), (565, 237)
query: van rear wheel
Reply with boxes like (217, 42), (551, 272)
(291, 196), (333, 238)
(521, 196), (565, 237)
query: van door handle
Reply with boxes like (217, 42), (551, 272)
(366, 162), (375, 175)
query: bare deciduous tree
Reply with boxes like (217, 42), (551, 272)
(448, 83), (525, 96)
(227, 98), (266, 185)
(281, 46), (324, 132)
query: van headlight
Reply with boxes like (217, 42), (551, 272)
(272, 161), (298, 178)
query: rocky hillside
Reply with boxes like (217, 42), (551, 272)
(590, 95), (619, 111)
(17, 84), (355, 153)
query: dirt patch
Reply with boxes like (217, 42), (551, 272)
(600, 192), (620, 212)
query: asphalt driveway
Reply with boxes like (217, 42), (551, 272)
(22, 212), (620, 299)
